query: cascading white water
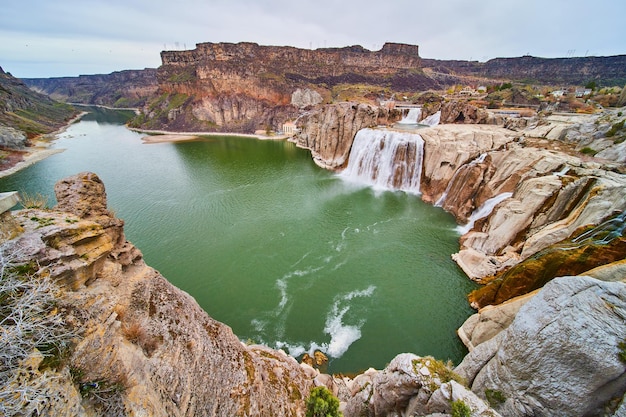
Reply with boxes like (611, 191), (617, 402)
(421, 111), (441, 127)
(398, 108), (422, 124)
(340, 128), (424, 194)
(435, 152), (487, 207)
(457, 192), (513, 234)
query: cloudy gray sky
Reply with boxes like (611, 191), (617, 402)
(2, 0), (625, 78)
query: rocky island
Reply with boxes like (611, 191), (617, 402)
(2, 41), (626, 416)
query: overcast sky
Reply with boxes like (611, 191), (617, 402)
(2, 0), (625, 78)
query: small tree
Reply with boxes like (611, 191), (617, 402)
(305, 386), (342, 417)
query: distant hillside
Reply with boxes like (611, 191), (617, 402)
(0, 67), (77, 138)
(24, 69), (159, 108)
(422, 55), (626, 86)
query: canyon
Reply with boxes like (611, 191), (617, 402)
(3, 40), (626, 415)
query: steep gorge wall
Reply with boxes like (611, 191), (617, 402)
(132, 42), (443, 133)
(24, 69), (159, 107)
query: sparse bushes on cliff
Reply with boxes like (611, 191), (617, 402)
(0, 244), (76, 416)
(305, 386), (342, 417)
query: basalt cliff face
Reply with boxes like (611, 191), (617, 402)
(24, 69), (159, 108)
(128, 42), (438, 133)
(422, 54), (626, 86)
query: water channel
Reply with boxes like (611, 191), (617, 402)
(0, 107), (477, 373)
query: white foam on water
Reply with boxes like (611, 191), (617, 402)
(457, 192), (513, 234)
(324, 285), (376, 358)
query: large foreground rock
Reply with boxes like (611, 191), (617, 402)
(456, 276), (626, 417)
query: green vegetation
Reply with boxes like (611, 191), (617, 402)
(0, 70), (77, 138)
(168, 68), (197, 83)
(579, 146), (598, 155)
(585, 80), (597, 90)
(485, 388), (506, 406)
(305, 386), (342, 417)
(451, 399), (472, 417)
(412, 357), (466, 392)
(606, 120), (624, 137)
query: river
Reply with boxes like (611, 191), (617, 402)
(0, 107), (476, 373)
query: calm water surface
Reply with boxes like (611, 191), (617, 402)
(0, 107), (477, 373)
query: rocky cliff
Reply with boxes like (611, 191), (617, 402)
(24, 69), (159, 108)
(0, 172), (313, 416)
(422, 54), (626, 86)
(0, 67), (76, 140)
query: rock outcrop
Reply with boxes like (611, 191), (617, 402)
(456, 276), (626, 417)
(1, 172), (313, 416)
(422, 54), (626, 87)
(292, 102), (380, 169)
(337, 354), (499, 417)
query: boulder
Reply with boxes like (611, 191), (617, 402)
(456, 276), (626, 417)
(0, 126), (27, 149)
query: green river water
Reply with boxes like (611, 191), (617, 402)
(0, 107), (477, 373)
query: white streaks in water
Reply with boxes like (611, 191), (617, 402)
(323, 285), (376, 357)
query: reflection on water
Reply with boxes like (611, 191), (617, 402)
(0, 107), (476, 373)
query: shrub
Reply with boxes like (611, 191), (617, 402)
(305, 386), (342, 417)
(580, 147), (597, 156)
(0, 245), (76, 416)
(485, 388), (506, 406)
(19, 192), (49, 209)
(606, 120), (624, 137)
(451, 399), (472, 417)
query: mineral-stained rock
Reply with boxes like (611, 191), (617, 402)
(456, 276), (626, 417)
(292, 102), (379, 169)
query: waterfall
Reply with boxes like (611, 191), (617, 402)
(435, 153), (487, 207)
(340, 128), (424, 194)
(398, 108), (422, 124)
(457, 192), (513, 234)
(421, 111), (441, 127)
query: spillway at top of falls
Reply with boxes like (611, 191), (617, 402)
(340, 128), (424, 194)
(397, 108), (422, 124)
